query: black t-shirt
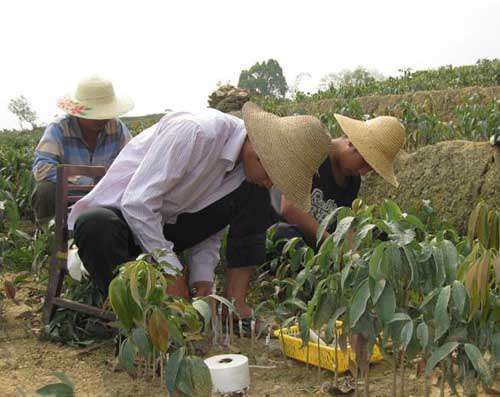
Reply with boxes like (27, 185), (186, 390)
(310, 157), (361, 223)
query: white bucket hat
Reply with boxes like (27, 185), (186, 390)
(242, 102), (332, 212)
(57, 75), (134, 120)
(334, 114), (406, 187)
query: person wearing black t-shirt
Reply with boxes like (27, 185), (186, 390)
(271, 113), (406, 249)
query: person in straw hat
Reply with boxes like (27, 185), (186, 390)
(31, 75), (133, 225)
(270, 113), (406, 248)
(67, 102), (331, 320)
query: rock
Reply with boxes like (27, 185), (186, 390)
(360, 141), (500, 233)
(208, 85), (250, 113)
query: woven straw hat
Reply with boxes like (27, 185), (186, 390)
(57, 75), (133, 120)
(242, 102), (331, 212)
(334, 114), (406, 187)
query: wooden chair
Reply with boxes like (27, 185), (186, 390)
(43, 165), (116, 324)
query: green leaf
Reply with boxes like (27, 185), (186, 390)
(368, 244), (385, 280)
(349, 279), (370, 328)
(400, 320), (414, 350)
(383, 199), (403, 220)
(333, 216), (355, 245)
(316, 207), (342, 243)
(165, 347), (186, 394)
(352, 223), (376, 251)
(189, 356), (213, 397)
(424, 341), (459, 375)
(132, 327), (152, 359)
(375, 285), (396, 325)
(108, 276), (134, 331)
(464, 343), (493, 386)
(451, 281), (467, 317)
(420, 288), (439, 309)
(416, 322), (429, 350)
(434, 286), (451, 341)
(192, 298), (211, 332)
(35, 384), (74, 397)
(312, 294), (335, 329)
(441, 240), (458, 282)
(369, 278), (386, 304)
(176, 357), (194, 396)
(118, 338), (136, 372)
(388, 312), (411, 324)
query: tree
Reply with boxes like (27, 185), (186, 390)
(8, 95), (38, 130)
(238, 59), (288, 97)
(318, 67), (384, 91)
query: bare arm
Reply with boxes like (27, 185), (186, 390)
(281, 195), (329, 245)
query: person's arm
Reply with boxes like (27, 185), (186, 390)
(281, 194), (329, 245)
(32, 124), (64, 183)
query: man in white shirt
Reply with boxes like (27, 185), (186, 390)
(69, 102), (331, 319)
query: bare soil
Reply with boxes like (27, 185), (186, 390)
(0, 274), (497, 396)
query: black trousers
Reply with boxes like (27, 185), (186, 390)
(73, 181), (272, 295)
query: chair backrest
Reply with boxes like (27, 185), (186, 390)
(54, 165), (106, 261)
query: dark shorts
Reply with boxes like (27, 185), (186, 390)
(74, 181), (273, 294)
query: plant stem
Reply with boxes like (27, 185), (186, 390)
(392, 348), (398, 397)
(365, 364), (370, 397)
(400, 350), (406, 397)
(440, 362), (445, 397)
(334, 327), (339, 387)
(317, 335), (321, 383)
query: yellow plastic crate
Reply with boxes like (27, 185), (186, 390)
(273, 325), (384, 373)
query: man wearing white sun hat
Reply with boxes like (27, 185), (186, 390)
(270, 113), (406, 248)
(68, 102), (332, 321)
(31, 75), (133, 225)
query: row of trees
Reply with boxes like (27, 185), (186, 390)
(237, 58), (383, 98)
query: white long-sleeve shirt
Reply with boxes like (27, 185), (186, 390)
(68, 109), (247, 281)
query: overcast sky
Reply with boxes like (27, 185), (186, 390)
(1, 0), (499, 129)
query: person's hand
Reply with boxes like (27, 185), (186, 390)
(165, 274), (190, 299)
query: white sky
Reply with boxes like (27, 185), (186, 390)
(1, 0), (499, 129)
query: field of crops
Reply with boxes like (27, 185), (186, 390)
(0, 61), (499, 396)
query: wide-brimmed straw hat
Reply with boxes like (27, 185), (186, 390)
(334, 114), (406, 187)
(242, 102), (331, 212)
(57, 75), (133, 120)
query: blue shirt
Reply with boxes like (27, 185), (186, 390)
(33, 115), (131, 184)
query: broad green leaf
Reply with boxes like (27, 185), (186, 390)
(375, 285), (396, 325)
(132, 327), (152, 359)
(451, 281), (467, 317)
(349, 279), (370, 328)
(176, 357), (194, 396)
(192, 299), (211, 331)
(352, 223), (376, 251)
(317, 207), (342, 243)
(402, 246), (417, 286)
(383, 199), (403, 220)
(35, 384), (74, 397)
(441, 240), (458, 283)
(118, 338), (136, 372)
(464, 343), (493, 386)
(400, 320), (414, 350)
(420, 288), (439, 309)
(369, 244), (385, 280)
(333, 216), (355, 246)
(207, 294), (238, 316)
(425, 341), (459, 375)
(369, 278), (386, 304)
(189, 356), (212, 397)
(434, 286), (451, 341)
(312, 294), (335, 329)
(165, 347), (186, 394)
(108, 276), (134, 331)
(388, 312), (411, 324)
(283, 297), (307, 312)
(416, 322), (429, 349)
(404, 214), (426, 231)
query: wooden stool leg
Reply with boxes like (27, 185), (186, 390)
(42, 259), (66, 324)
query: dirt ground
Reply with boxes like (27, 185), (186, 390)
(0, 274), (497, 397)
